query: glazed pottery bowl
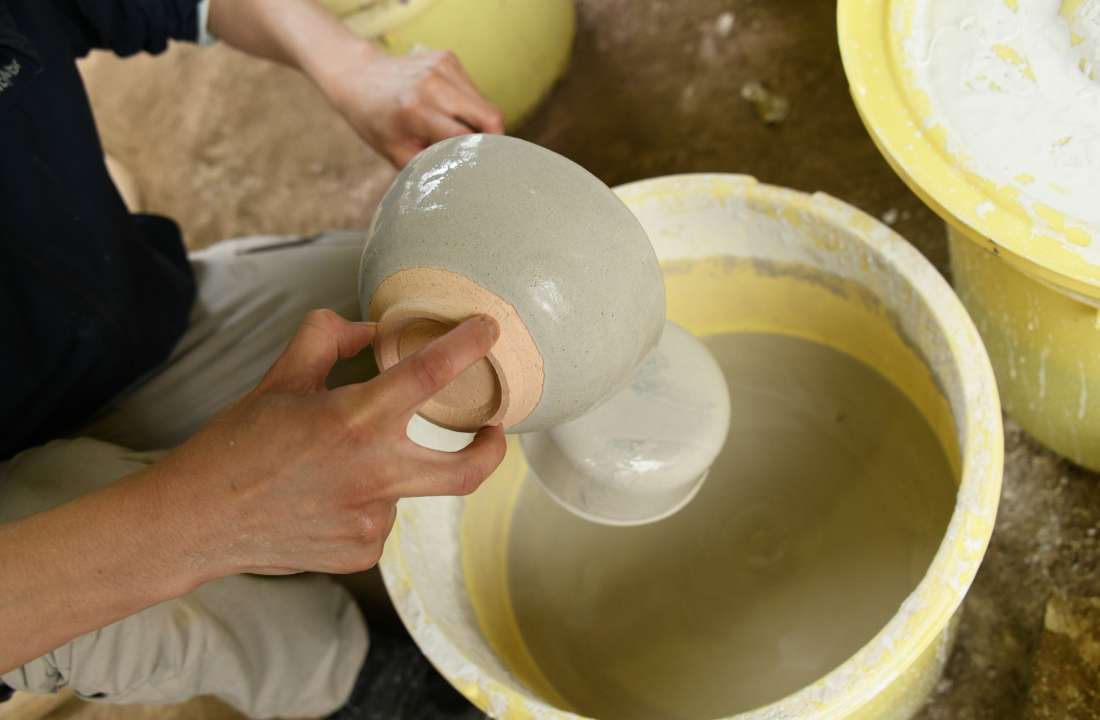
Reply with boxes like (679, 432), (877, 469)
(359, 134), (665, 433)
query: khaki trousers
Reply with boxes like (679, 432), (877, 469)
(1, 232), (373, 718)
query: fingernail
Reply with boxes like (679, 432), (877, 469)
(356, 321), (377, 329)
(480, 315), (500, 340)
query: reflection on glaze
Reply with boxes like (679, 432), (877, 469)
(402, 134), (484, 214)
(527, 277), (572, 321)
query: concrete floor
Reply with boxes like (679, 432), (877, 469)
(33, 0), (1097, 718)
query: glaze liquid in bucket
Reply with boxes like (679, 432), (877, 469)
(381, 176), (1002, 720)
(508, 332), (956, 720)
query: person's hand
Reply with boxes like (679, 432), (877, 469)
(150, 310), (507, 579)
(322, 44), (506, 167)
(0, 310), (505, 673)
(206, 0), (505, 168)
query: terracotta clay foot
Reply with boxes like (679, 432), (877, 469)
(369, 267), (545, 432)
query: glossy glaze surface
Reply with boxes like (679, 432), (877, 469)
(359, 134), (666, 433)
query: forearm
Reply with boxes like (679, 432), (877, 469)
(0, 466), (215, 675)
(206, 0), (378, 102)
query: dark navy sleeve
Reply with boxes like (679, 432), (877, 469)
(51, 0), (201, 58)
(0, 0), (196, 460)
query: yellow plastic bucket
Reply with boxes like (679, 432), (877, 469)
(838, 0), (1100, 469)
(379, 174), (1003, 720)
(316, 0), (575, 129)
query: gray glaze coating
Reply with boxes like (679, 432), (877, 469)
(359, 135), (666, 433)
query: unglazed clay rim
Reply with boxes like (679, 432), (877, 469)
(375, 304), (510, 430)
(369, 267), (545, 431)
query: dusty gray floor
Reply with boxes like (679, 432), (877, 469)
(75, 0), (1100, 718)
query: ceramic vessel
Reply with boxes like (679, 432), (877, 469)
(379, 174), (1003, 720)
(359, 134), (666, 433)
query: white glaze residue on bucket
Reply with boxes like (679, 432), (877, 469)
(909, 0), (1100, 245)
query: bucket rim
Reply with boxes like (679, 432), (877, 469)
(381, 172), (1005, 720)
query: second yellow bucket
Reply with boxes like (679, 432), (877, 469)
(839, 0), (1100, 470)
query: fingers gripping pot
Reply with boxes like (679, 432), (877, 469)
(359, 135), (666, 433)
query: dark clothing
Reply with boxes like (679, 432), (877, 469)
(0, 0), (201, 461)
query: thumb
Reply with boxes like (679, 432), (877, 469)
(261, 310), (376, 391)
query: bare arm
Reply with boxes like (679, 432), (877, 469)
(206, 0), (505, 166)
(0, 313), (506, 675)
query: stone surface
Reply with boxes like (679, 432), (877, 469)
(1025, 594), (1100, 720)
(80, 44), (397, 252)
(72, 0), (1100, 718)
(917, 419), (1100, 720)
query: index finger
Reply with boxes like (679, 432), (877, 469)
(361, 315), (500, 424)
